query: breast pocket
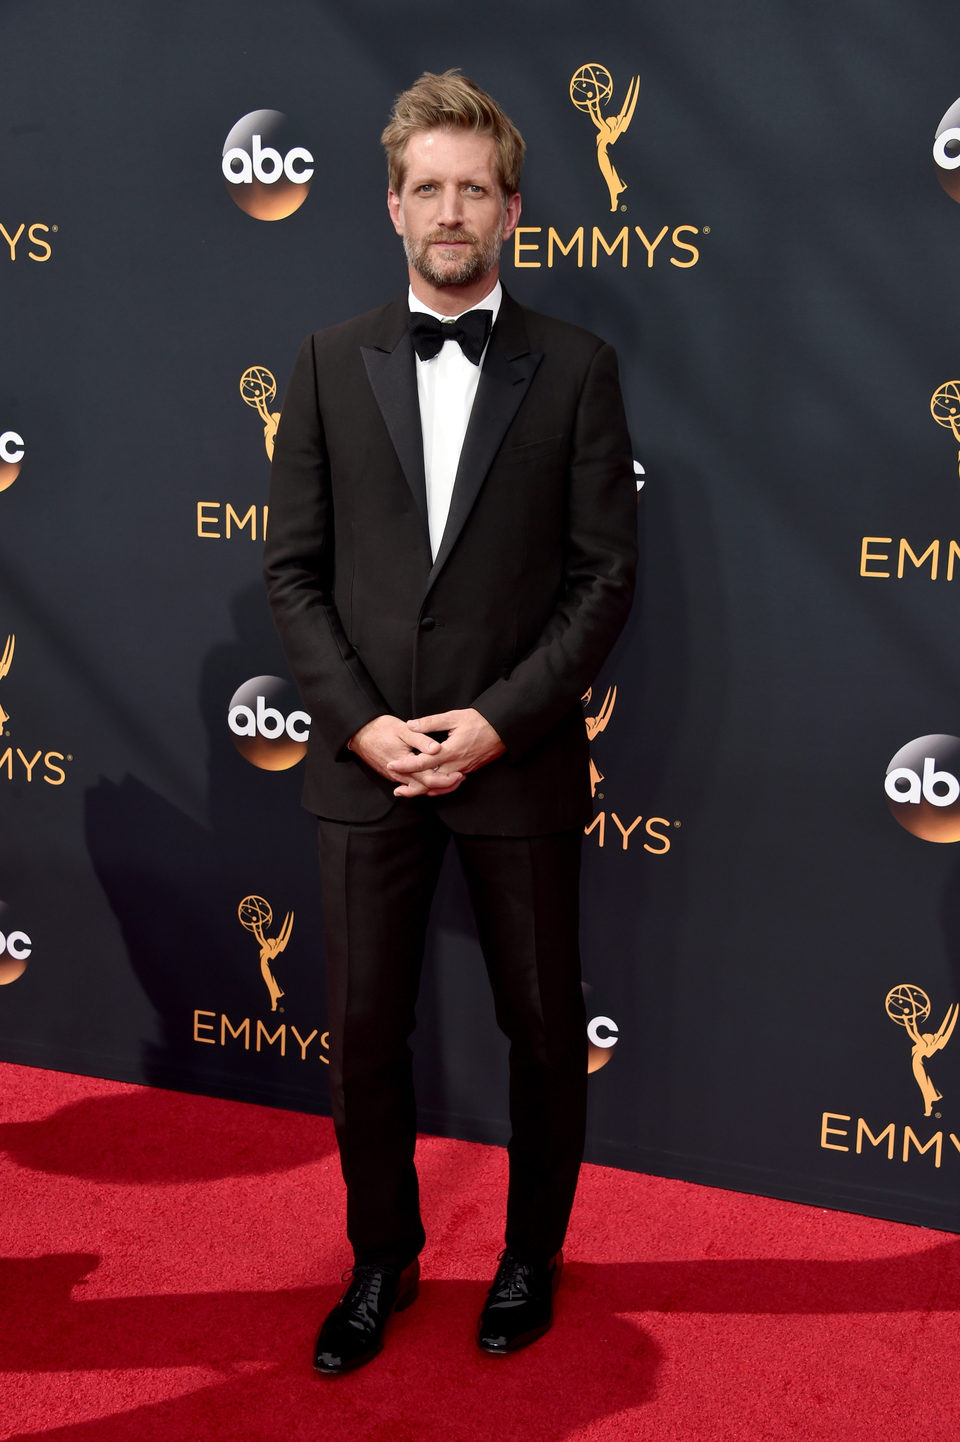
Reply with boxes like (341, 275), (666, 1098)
(497, 434), (569, 468)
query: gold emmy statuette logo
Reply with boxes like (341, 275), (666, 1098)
(930, 381), (960, 478)
(0, 633), (14, 731)
(240, 367), (281, 461)
(238, 894), (293, 1012)
(570, 63), (640, 212)
(583, 685), (617, 797)
(886, 983), (958, 1117)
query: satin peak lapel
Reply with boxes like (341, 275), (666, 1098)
(428, 336), (543, 582)
(361, 332), (429, 535)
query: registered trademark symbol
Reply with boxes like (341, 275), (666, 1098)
(702, 226), (710, 234)
(673, 820), (682, 828)
(597, 791), (604, 801)
(279, 1006), (285, 1014)
(67, 754), (73, 762)
(936, 1111), (942, 1119)
(620, 204), (627, 213)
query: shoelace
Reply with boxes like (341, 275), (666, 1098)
(490, 1252), (532, 1301)
(340, 1264), (392, 1325)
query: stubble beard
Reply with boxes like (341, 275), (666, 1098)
(404, 226), (503, 289)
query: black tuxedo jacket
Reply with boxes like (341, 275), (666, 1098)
(263, 289), (637, 835)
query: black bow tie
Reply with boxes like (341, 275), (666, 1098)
(408, 309), (493, 366)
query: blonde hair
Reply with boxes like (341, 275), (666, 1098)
(381, 69), (525, 196)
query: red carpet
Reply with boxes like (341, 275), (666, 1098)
(2, 1061), (959, 1442)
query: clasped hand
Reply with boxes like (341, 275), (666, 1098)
(349, 708), (505, 798)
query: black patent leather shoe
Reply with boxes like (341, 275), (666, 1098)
(314, 1258), (419, 1374)
(477, 1249), (562, 1354)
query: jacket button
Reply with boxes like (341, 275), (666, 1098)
(419, 617), (436, 631)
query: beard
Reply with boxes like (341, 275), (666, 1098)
(403, 225), (503, 288)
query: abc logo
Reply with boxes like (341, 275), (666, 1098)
(228, 675), (310, 771)
(583, 982), (619, 1073)
(884, 734), (960, 842)
(587, 1014), (619, 1073)
(222, 110), (314, 220)
(0, 901), (31, 985)
(933, 97), (960, 202)
(0, 430), (24, 492)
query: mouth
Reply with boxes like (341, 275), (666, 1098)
(428, 234), (477, 249)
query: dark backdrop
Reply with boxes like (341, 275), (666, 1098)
(3, 0), (959, 1232)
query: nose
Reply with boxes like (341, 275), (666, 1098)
(436, 182), (464, 229)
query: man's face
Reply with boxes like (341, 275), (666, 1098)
(387, 128), (521, 291)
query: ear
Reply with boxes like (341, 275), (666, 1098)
(501, 191), (522, 243)
(387, 188), (404, 237)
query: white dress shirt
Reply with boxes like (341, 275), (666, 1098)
(408, 281), (502, 560)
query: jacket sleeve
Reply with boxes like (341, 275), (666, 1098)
(262, 336), (388, 755)
(470, 341), (638, 757)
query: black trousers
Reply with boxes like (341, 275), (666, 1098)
(317, 803), (587, 1268)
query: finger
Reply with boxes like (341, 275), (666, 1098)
(433, 770), (463, 789)
(387, 752), (442, 776)
(407, 712), (457, 734)
(395, 767), (463, 796)
(396, 723), (441, 753)
(393, 776), (446, 797)
(394, 778), (463, 798)
(427, 738), (471, 770)
(418, 768), (463, 791)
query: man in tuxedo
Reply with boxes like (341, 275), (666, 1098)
(263, 70), (637, 1372)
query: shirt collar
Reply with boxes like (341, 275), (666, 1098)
(407, 279), (502, 327)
